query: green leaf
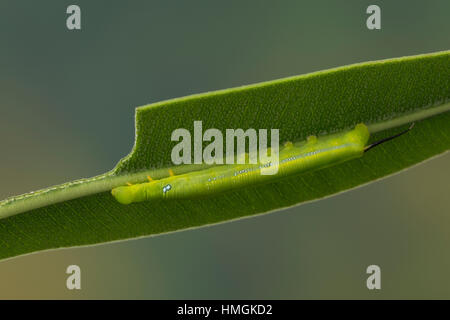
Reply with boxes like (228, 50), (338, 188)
(1, 51), (449, 260)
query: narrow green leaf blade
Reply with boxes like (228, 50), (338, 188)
(0, 51), (449, 260)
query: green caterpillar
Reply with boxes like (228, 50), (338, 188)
(111, 123), (413, 205)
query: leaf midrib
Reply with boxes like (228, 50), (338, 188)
(1, 101), (449, 220)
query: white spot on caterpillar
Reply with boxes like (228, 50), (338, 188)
(163, 184), (172, 194)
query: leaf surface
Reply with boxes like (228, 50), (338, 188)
(1, 51), (449, 260)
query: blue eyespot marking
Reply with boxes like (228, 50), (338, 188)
(163, 184), (172, 194)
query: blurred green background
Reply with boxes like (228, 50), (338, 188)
(0, 0), (449, 299)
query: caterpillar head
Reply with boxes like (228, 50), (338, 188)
(111, 186), (136, 205)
